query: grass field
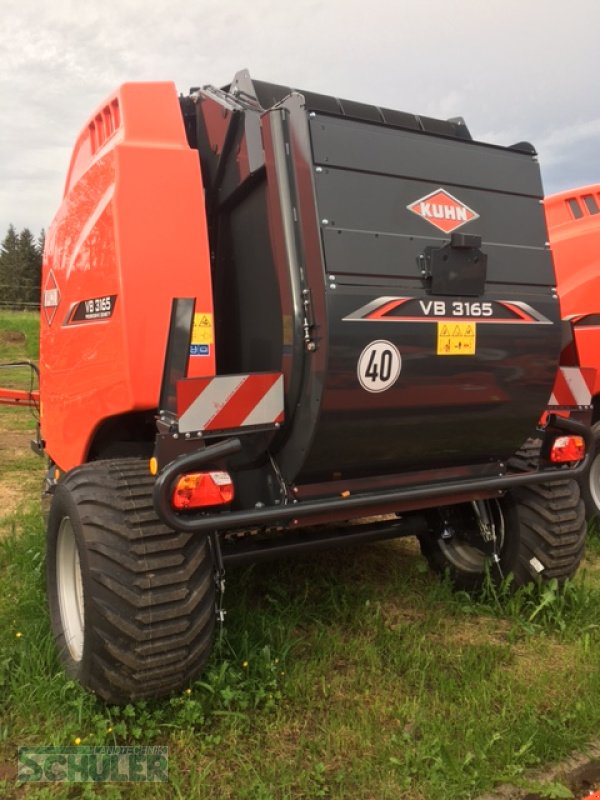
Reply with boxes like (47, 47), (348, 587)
(2, 311), (600, 799)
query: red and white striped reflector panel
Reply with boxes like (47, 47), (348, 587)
(548, 367), (593, 407)
(176, 373), (284, 433)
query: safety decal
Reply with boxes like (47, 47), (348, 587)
(407, 188), (479, 234)
(43, 270), (60, 326)
(67, 295), (117, 323)
(190, 344), (210, 357)
(357, 340), (402, 393)
(437, 322), (476, 355)
(176, 373), (284, 433)
(343, 297), (552, 325)
(191, 313), (214, 346)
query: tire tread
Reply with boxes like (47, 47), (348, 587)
(47, 458), (216, 703)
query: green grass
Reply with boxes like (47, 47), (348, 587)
(0, 309), (39, 395)
(3, 517), (600, 799)
(0, 312), (43, 522)
(3, 311), (600, 798)
(0, 309), (39, 360)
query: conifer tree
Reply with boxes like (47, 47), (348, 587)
(18, 228), (42, 304)
(0, 224), (43, 306)
(0, 224), (20, 305)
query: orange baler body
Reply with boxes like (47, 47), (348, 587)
(40, 83), (215, 471)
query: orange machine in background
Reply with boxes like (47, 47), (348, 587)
(545, 184), (600, 517)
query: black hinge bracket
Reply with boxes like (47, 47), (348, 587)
(422, 233), (487, 297)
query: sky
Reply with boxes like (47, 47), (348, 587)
(1, 0), (599, 236)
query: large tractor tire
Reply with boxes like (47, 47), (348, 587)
(419, 477), (586, 592)
(46, 459), (216, 703)
(580, 420), (600, 521)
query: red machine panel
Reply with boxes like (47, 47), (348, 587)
(545, 185), (600, 397)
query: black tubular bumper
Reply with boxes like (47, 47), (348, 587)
(153, 415), (592, 534)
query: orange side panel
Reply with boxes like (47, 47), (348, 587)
(40, 83), (215, 471)
(545, 184), (600, 316)
(545, 184), (600, 399)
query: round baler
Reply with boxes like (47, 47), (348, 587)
(40, 72), (590, 702)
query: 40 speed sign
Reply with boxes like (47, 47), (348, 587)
(357, 340), (402, 393)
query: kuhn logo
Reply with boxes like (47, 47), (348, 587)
(407, 189), (479, 233)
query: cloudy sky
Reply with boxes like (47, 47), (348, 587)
(2, 0), (599, 236)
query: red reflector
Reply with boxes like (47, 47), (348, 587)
(550, 435), (585, 463)
(172, 471), (234, 510)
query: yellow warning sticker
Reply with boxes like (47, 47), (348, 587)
(191, 313), (214, 345)
(437, 321), (476, 355)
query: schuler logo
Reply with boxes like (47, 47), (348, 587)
(407, 188), (479, 233)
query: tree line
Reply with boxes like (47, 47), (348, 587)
(0, 224), (44, 308)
